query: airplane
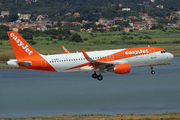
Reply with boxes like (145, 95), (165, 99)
(6, 31), (174, 81)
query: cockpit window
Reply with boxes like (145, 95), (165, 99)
(161, 51), (166, 53)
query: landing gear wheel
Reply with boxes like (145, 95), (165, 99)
(150, 65), (155, 75)
(97, 75), (103, 81)
(92, 72), (98, 79)
(151, 70), (155, 75)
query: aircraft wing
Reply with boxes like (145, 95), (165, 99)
(80, 49), (115, 70)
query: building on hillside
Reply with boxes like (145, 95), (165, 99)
(139, 13), (148, 17)
(71, 22), (81, 25)
(176, 20), (180, 25)
(177, 11), (180, 16)
(17, 13), (31, 20)
(36, 15), (44, 21)
(26, 0), (38, 3)
(15, 19), (22, 23)
(151, 22), (158, 26)
(37, 26), (47, 31)
(128, 16), (137, 19)
(106, 20), (114, 27)
(65, 13), (72, 16)
(82, 20), (89, 24)
(139, 13), (149, 20)
(124, 28), (132, 32)
(12, 28), (20, 32)
(122, 8), (131, 11)
(1, 11), (10, 17)
(61, 21), (67, 26)
(165, 23), (174, 29)
(98, 18), (107, 25)
(74, 12), (80, 17)
(129, 22), (134, 26)
(157, 5), (163, 9)
(106, 23), (113, 28)
(114, 17), (124, 20)
(80, 28), (86, 32)
(53, 21), (58, 26)
(150, 0), (155, 2)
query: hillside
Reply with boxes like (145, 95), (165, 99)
(0, 0), (180, 7)
(0, 0), (180, 23)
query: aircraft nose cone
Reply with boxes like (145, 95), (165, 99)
(168, 53), (174, 60)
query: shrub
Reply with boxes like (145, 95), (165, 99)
(172, 40), (180, 44)
(143, 35), (152, 39)
(121, 35), (129, 40)
(139, 36), (142, 40)
(50, 34), (57, 39)
(129, 36), (134, 39)
(52, 40), (57, 43)
(122, 31), (126, 35)
(83, 37), (88, 41)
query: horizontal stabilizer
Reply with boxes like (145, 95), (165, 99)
(7, 59), (32, 67)
(18, 61), (32, 66)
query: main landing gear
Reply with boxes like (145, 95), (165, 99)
(92, 71), (103, 81)
(150, 65), (155, 75)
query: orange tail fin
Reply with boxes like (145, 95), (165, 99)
(7, 31), (56, 72)
(7, 31), (39, 59)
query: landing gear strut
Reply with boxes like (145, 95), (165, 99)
(92, 71), (103, 81)
(150, 65), (155, 75)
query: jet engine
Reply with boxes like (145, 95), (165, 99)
(107, 63), (130, 74)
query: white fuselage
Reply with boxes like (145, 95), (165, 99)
(42, 48), (174, 72)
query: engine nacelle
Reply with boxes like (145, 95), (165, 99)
(107, 63), (130, 74)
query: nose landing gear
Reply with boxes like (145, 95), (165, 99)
(150, 65), (155, 75)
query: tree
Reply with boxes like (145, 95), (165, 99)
(9, 13), (19, 22)
(19, 28), (34, 35)
(57, 34), (63, 40)
(62, 28), (71, 35)
(0, 25), (9, 31)
(50, 34), (56, 39)
(0, 31), (9, 40)
(68, 33), (82, 42)
(151, 25), (156, 30)
(92, 24), (98, 31)
(156, 23), (163, 29)
(22, 32), (33, 40)
(0, 25), (9, 40)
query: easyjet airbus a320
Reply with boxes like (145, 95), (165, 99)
(7, 31), (174, 81)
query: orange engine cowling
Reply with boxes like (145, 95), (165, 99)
(107, 63), (131, 74)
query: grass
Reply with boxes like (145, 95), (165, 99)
(1, 112), (180, 120)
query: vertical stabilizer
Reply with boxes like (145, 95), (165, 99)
(7, 31), (39, 60)
(7, 31), (56, 72)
